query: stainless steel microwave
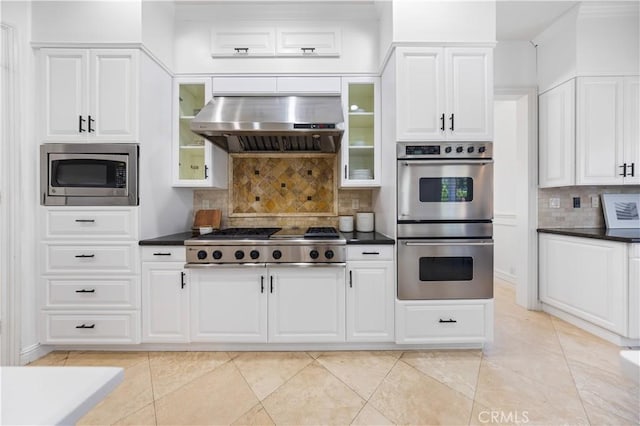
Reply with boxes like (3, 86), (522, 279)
(40, 143), (139, 206)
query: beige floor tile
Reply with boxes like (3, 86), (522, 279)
(155, 361), (258, 425)
(233, 351), (313, 400)
(148, 351), (230, 399)
(350, 403), (394, 425)
(582, 400), (639, 426)
(307, 351), (322, 359)
(113, 403), (157, 425)
(401, 350), (481, 400)
(65, 351), (149, 369)
(474, 358), (589, 425)
(315, 351), (402, 400)
(232, 403), (275, 426)
(369, 360), (473, 425)
(78, 360), (154, 426)
(262, 361), (365, 425)
(567, 359), (640, 424)
(28, 350), (69, 366)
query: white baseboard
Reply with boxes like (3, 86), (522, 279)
(20, 343), (51, 365)
(494, 269), (516, 284)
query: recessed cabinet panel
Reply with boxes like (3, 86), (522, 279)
(276, 27), (341, 57)
(623, 77), (640, 185)
(212, 77), (276, 94)
(211, 26), (276, 57)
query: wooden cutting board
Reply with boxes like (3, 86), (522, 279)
(192, 209), (221, 229)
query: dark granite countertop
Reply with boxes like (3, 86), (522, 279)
(537, 227), (640, 243)
(342, 231), (395, 245)
(139, 232), (195, 246)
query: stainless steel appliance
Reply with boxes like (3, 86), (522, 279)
(185, 227), (346, 265)
(190, 96), (344, 153)
(40, 143), (139, 206)
(397, 142), (493, 300)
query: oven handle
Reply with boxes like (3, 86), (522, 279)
(399, 159), (493, 166)
(403, 241), (493, 246)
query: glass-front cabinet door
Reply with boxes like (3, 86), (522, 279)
(173, 78), (227, 188)
(341, 77), (380, 187)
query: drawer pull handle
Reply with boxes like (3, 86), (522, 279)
(153, 252), (172, 256)
(301, 47), (316, 54)
(74, 219), (95, 223)
(181, 272), (186, 289)
(439, 318), (457, 323)
(75, 324), (95, 329)
(74, 254), (95, 258)
(75, 289), (96, 293)
(234, 47), (249, 54)
(349, 270), (353, 288)
(362, 251), (380, 255)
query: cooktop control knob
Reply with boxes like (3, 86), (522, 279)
(272, 250), (282, 260)
(197, 250), (207, 260)
(467, 146), (475, 153)
(234, 250), (245, 260)
(309, 250), (319, 259)
(324, 250), (334, 259)
(212, 250), (222, 260)
(478, 146), (486, 153)
(250, 250), (260, 260)
(456, 146), (464, 153)
(444, 146), (452, 154)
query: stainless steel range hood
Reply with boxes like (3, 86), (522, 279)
(190, 96), (344, 153)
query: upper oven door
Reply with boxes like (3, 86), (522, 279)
(397, 159), (493, 221)
(48, 153), (129, 197)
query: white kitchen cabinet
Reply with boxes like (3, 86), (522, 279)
(539, 233), (628, 336)
(576, 76), (640, 185)
(39, 207), (140, 345)
(141, 247), (189, 343)
(539, 80), (576, 188)
(628, 244), (640, 339)
(173, 77), (227, 188)
(211, 25), (276, 57)
(268, 266), (345, 343)
(346, 245), (394, 342)
(276, 27), (341, 57)
(211, 76), (341, 95)
(41, 48), (138, 142)
(340, 77), (381, 187)
(190, 267), (267, 343)
(395, 47), (493, 141)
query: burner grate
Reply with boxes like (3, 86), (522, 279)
(304, 227), (339, 239)
(197, 227), (281, 240)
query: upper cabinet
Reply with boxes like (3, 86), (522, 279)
(395, 47), (493, 141)
(211, 76), (341, 95)
(211, 24), (341, 58)
(340, 77), (380, 187)
(40, 48), (138, 142)
(539, 80), (576, 188)
(173, 77), (227, 188)
(576, 76), (640, 185)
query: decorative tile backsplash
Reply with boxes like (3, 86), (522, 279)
(538, 186), (640, 228)
(230, 154), (337, 216)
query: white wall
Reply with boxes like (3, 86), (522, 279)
(493, 100), (518, 284)
(31, 1), (141, 44)
(173, 3), (380, 74)
(494, 41), (536, 88)
(375, 0), (393, 67)
(392, 0), (496, 43)
(141, 1), (175, 70)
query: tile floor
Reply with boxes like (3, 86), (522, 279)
(29, 280), (640, 425)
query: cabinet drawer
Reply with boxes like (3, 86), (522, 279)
(212, 77), (276, 94)
(44, 208), (138, 240)
(141, 246), (186, 262)
(42, 243), (138, 274)
(44, 277), (138, 309)
(347, 245), (393, 261)
(41, 311), (139, 344)
(396, 300), (493, 344)
(276, 77), (341, 94)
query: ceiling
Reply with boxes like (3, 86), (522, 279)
(496, 1), (578, 41)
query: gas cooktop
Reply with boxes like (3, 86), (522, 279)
(195, 227), (282, 240)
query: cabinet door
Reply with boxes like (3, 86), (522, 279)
(141, 263), (188, 343)
(276, 27), (341, 57)
(539, 234), (627, 335)
(445, 48), (493, 141)
(211, 26), (276, 57)
(341, 77), (380, 187)
(89, 50), (138, 140)
(346, 261), (394, 342)
(539, 80), (576, 188)
(395, 47), (445, 141)
(268, 266), (345, 343)
(41, 49), (89, 141)
(190, 267), (267, 342)
(576, 77), (624, 185)
(623, 76), (640, 185)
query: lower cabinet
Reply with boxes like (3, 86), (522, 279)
(189, 265), (345, 343)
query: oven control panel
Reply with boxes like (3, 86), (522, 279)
(186, 245), (346, 264)
(397, 142), (492, 159)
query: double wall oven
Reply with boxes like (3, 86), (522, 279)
(397, 142), (493, 300)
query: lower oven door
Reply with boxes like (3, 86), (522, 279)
(397, 239), (493, 300)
